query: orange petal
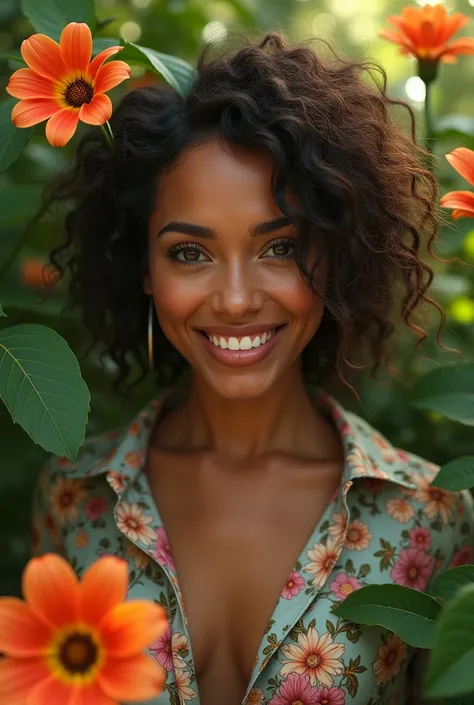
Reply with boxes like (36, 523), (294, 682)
(60, 23), (92, 74)
(0, 598), (51, 656)
(98, 654), (166, 701)
(11, 98), (59, 127)
(440, 190), (474, 217)
(446, 148), (474, 186)
(80, 555), (128, 625)
(79, 93), (112, 125)
(88, 46), (123, 79)
(100, 600), (168, 657)
(0, 658), (50, 705)
(6, 68), (54, 99)
(26, 674), (73, 705)
(94, 61), (131, 94)
(443, 38), (474, 56)
(62, 682), (115, 705)
(45, 108), (80, 147)
(21, 34), (67, 82)
(452, 209), (474, 220)
(23, 553), (80, 628)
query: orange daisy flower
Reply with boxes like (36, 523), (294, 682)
(441, 147), (474, 220)
(0, 554), (167, 705)
(6, 22), (130, 147)
(378, 4), (474, 64)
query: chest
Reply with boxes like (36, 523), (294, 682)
(146, 454), (342, 705)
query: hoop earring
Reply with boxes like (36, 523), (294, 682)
(148, 298), (154, 372)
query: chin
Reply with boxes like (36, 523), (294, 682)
(202, 369), (279, 401)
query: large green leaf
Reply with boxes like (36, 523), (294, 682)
(0, 186), (43, 226)
(0, 99), (33, 172)
(432, 457), (474, 491)
(20, 0), (96, 42)
(333, 584), (441, 648)
(425, 585), (474, 698)
(0, 324), (90, 461)
(0, 303), (5, 317)
(119, 42), (197, 97)
(431, 566), (474, 603)
(409, 364), (474, 426)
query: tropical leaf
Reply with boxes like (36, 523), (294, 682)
(20, 0), (96, 41)
(432, 457), (474, 491)
(0, 99), (33, 172)
(431, 566), (474, 603)
(409, 364), (474, 426)
(0, 324), (90, 461)
(119, 42), (196, 97)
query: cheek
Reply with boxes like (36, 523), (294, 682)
(274, 268), (326, 325)
(152, 271), (202, 328)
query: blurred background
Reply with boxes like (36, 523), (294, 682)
(1, 0), (474, 595)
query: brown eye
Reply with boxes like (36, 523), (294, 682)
(263, 237), (296, 260)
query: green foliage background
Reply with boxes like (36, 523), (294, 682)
(1, 0), (474, 595)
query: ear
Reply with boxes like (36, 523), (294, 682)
(143, 273), (153, 296)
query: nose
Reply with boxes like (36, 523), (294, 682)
(210, 259), (265, 318)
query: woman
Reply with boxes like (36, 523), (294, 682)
(34, 32), (473, 705)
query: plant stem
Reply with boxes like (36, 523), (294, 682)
(101, 121), (114, 150)
(423, 80), (434, 158)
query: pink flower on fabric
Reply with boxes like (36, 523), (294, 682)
(281, 571), (305, 599)
(396, 449), (411, 462)
(314, 686), (346, 704)
(84, 496), (107, 520)
(150, 623), (173, 671)
(408, 527), (432, 551)
(452, 545), (473, 567)
(268, 672), (321, 705)
(329, 573), (361, 601)
(152, 527), (176, 571)
(390, 548), (435, 590)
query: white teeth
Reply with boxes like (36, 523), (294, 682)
(207, 328), (276, 350)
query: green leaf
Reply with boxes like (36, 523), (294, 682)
(0, 186), (43, 226)
(0, 324), (90, 461)
(431, 566), (474, 603)
(0, 50), (26, 65)
(119, 42), (196, 97)
(0, 303), (5, 317)
(432, 457), (474, 491)
(425, 585), (474, 698)
(92, 37), (119, 56)
(409, 364), (474, 426)
(333, 583), (441, 648)
(0, 99), (33, 172)
(20, 0), (96, 42)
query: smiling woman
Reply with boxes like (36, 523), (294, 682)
(33, 30), (474, 705)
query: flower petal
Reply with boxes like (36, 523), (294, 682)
(26, 674), (73, 705)
(0, 598), (51, 656)
(440, 190), (474, 215)
(23, 553), (80, 628)
(442, 38), (474, 57)
(6, 68), (54, 99)
(45, 108), (80, 147)
(60, 23), (92, 74)
(11, 98), (59, 127)
(98, 654), (166, 701)
(100, 600), (168, 657)
(21, 34), (67, 82)
(64, 682), (115, 705)
(79, 93), (112, 125)
(94, 60), (131, 94)
(446, 148), (474, 187)
(0, 658), (50, 705)
(88, 46), (123, 79)
(80, 555), (128, 625)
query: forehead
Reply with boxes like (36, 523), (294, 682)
(152, 139), (282, 222)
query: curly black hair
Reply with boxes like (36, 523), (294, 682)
(48, 31), (446, 396)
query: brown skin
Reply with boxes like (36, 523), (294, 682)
(143, 138), (344, 704)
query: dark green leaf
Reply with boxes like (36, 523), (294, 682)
(0, 324), (90, 461)
(92, 37), (120, 56)
(333, 583), (441, 648)
(431, 566), (474, 603)
(425, 585), (474, 698)
(432, 457), (474, 491)
(119, 42), (196, 97)
(0, 303), (5, 317)
(0, 50), (26, 65)
(409, 364), (474, 426)
(0, 99), (33, 172)
(0, 186), (43, 226)
(20, 0), (96, 42)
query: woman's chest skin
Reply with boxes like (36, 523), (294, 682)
(146, 451), (342, 705)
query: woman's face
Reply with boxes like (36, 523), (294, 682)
(145, 139), (327, 400)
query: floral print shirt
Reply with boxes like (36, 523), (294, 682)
(32, 384), (474, 705)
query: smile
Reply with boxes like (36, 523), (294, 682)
(196, 325), (287, 368)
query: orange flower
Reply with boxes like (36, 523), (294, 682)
(379, 4), (474, 64)
(0, 554), (167, 705)
(441, 147), (474, 220)
(6, 22), (130, 147)
(21, 257), (59, 290)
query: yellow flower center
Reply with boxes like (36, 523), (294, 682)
(64, 79), (94, 108)
(341, 582), (353, 594)
(408, 567), (418, 578)
(306, 654), (321, 667)
(48, 625), (104, 684)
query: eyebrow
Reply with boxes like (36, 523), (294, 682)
(156, 215), (292, 239)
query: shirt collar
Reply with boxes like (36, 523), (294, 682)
(62, 384), (416, 490)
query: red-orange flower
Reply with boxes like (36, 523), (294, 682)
(378, 4), (474, 64)
(440, 147), (474, 220)
(6, 22), (130, 147)
(21, 257), (59, 290)
(0, 554), (167, 705)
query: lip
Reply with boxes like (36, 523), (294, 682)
(196, 325), (287, 368)
(196, 323), (287, 338)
